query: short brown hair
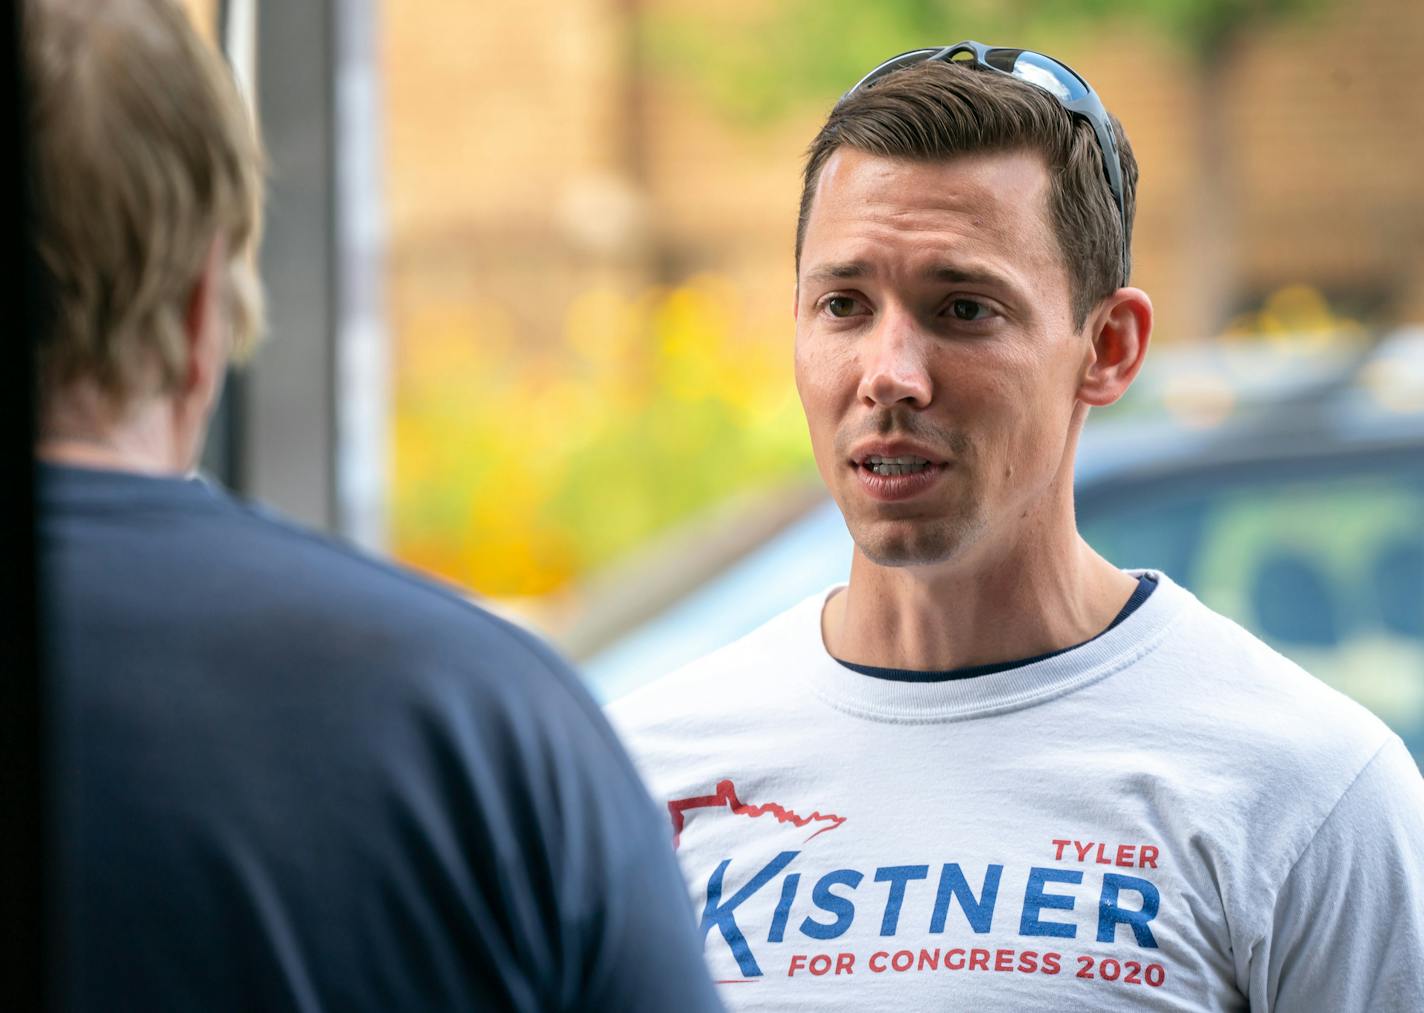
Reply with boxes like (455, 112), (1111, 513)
(24, 0), (264, 405)
(797, 60), (1138, 327)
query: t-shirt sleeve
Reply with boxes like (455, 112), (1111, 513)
(575, 812), (726, 1012)
(1254, 735), (1424, 1012)
(508, 635), (724, 1012)
(562, 714), (724, 1013)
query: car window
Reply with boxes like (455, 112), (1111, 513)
(1081, 462), (1424, 764)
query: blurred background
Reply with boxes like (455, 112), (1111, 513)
(183, 1), (1422, 751)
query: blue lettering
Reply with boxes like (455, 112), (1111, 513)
(798, 868), (864, 941)
(874, 865), (929, 936)
(1019, 866), (1082, 939)
(767, 873), (800, 943)
(700, 851), (799, 977)
(1097, 874), (1160, 948)
(929, 863), (1002, 935)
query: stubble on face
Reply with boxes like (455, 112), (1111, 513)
(832, 407), (982, 568)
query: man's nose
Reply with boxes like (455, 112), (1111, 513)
(856, 310), (932, 409)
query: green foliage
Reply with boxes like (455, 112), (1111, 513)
(643, 0), (1006, 123)
(642, 0), (1330, 123)
(1120, 0), (1325, 53)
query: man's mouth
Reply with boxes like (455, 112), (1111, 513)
(849, 447), (948, 502)
(862, 454), (932, 477)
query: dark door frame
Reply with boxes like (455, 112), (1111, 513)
(3, 0), (46, 1008)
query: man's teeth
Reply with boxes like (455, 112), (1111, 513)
(865, 455), (931, 476)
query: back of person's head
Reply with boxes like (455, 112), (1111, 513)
(24, 0), (264, 415)
(797, 60), (1139, 328)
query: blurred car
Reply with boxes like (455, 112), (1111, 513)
(585, 329), (1424, 764)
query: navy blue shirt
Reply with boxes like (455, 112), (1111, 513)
(41, 464), (721, 1012)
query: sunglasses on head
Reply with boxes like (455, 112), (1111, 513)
(843, 41), (1129, 288)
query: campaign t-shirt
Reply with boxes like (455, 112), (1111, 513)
(42, 463), (721, 1013)
(610, 573), (1424, 1012)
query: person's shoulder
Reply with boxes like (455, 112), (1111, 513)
(608, 588), (830, 742)
(1156, 582), (1394, 777)
(207, 492), (592, 699)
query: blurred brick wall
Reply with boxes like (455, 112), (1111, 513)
(1227, 0), (1424, 325)
(384, 0), (1424, 355)
(383, 0), (653, 357)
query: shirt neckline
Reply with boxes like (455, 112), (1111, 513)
(833, 573), (1159, 683)
(793, 570), (1191, 724)
(39, 461), (222, 510)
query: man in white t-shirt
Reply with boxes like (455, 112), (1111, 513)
(611, 43), (1424, 1011)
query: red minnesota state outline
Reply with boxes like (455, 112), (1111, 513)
(667, 779), (847, 850)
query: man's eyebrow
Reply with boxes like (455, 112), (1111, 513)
(803, 261), (871, 282)
(927, 264), (1012, 288)
(803, 260), (1015, 290)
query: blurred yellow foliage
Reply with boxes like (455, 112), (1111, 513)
(391, 275), (814, 598)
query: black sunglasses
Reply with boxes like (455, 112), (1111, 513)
(844, 41), (1129, 288)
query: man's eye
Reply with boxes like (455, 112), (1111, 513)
(949, 298), (990, 321)
(825, 296), (861, 318)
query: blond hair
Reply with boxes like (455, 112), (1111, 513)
(25, 0), (264, 406)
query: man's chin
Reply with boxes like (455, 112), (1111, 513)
(848, 515), (983, 569)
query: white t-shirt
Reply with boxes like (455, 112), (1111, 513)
(609, 572), (1424, 1012)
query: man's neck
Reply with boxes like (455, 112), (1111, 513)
(37, 390), (191, 476)
(823, 515), (1137, 672)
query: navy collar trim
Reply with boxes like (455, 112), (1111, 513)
(833, 574), (1159, 684)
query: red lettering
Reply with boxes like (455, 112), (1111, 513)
(1074, 841), (1093, 861)
(809, 954), (832, 976)
(1095, 843), (1111, 865)
(1076, 955), (1095, 979)
(945, 949), (966, 971)
(1042, 952), (1062, 975)
(891, 950), (914, 972)
(1140, 845), (1159, 869)
(969, 949), (990, 971)
(787, 954), (807, 977)
(869, 951), (889, 973)
(994, 948), (1015, 972)
(1116, 844), (1136, 867)
(1018, 951), (1039, 974)
(1145, 963), (1167, 987)
(1124, 961), (1143, 984)
(917, 949), (940, 971)
(835, 952), (855, 975)
(1051, 839), (1070, 860)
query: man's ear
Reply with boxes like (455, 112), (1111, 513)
(1077, 287), (1152, 407)
(183, 237), (228, 398)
